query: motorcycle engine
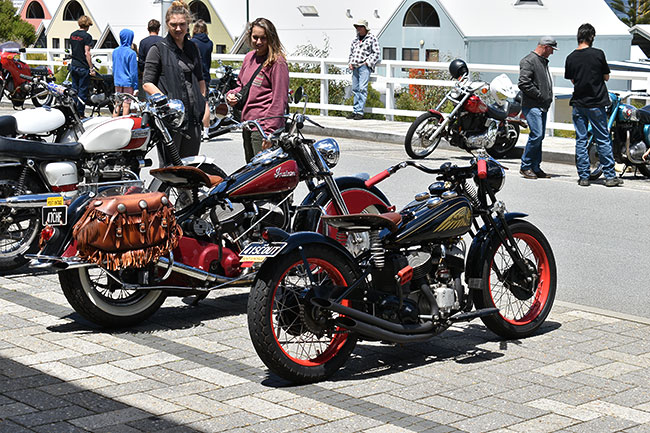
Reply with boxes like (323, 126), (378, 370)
(464, 119), (499, 149)
(378, 296), (419, 324)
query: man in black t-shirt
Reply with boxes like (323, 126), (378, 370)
(564, 23), (622, 187)
(137, 19), (163, 99)
(69, 15), (95, 116)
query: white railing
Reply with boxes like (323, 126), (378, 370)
(17, 48), (650, 131)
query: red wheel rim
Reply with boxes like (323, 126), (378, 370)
(488, 232), (551, 325)
(270, 258), (349, 366)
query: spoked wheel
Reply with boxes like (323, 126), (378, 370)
(247, 245), (358, 384)
(584, 139), (604, 180)
(404, 111), (444, 159)
(487, 123), (519, 159)
(474, 220), (556, 339)
(0, 172), (46, 272)
(58, 266), (166, 328)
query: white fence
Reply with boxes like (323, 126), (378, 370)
(17, 48), (650, 131)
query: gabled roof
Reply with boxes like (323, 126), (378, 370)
(82, 0), (159, 44)
(18, 0), (61, 16)
(437, 0), (630, 38)
(228, 0), (404, 57)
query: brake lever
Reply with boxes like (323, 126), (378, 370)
(305, 117), (324, 128)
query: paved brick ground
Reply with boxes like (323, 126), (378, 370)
(0, 270), (650, 432)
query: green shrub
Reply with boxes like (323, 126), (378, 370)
(394, 90), (425, 122)
(54, 66), (68, 84)
(25, 53), (47, 61)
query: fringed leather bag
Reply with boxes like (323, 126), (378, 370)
(72, 192), (182, 271)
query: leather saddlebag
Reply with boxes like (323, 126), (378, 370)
(72, 192), (182, 271)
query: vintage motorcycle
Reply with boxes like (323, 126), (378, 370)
(404, 59), (527, 160)
(0, 93), (224, 272)
(246, 152), (556, 383)
(585, 92), (650, 180)
(0, 48), (54, 108)
(31, 88), (393, 327)
(207, 61), (238, 126)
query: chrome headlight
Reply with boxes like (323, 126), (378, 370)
(165, 99), (186, 128)
(313, 138), (340, 169)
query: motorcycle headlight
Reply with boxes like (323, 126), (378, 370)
(165, 99), (186, 128)
(473, 157), (506, 192)
(313, 138), (340, 169)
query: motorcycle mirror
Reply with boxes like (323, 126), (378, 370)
(293, 86), (303, 104)
(19, 47), (26, 53)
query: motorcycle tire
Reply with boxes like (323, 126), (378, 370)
(0, 169), (47, 273)
(58, 266), (166, 328)
(473, 220), (556, 339)
(404, 111), (444, 159)
(487, 123), (520, 159)
(636, 161), (650, 178)
(583, 137), (604, 181)
(31, 85), (54, 107)
(247, 244), (358, 384)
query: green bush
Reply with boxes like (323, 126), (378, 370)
(54, 66), (68, 84)
(25, 53), (47, 61)
(394, 90), (425, 122)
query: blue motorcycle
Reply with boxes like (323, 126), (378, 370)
(587, 92), (650, 180)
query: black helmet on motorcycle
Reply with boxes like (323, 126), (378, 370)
(449, 59), (469, 80)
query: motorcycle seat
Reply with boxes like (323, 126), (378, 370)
(30, 66), (49, 76)
(0, 136), (84, 160)
(150, 166), (224, 188)
(321, 212), (402, 233)
(0, 116), (17, 137)
(487, 104), (508, 121)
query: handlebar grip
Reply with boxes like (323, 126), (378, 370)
(477, 158), (488, 179)
(19, 74), (34, 81)
(365, 170), (390, 188)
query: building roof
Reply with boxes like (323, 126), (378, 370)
(83, 0), (159, 45)
(437, 0), (630, 38)
(228, 0), (403, 57)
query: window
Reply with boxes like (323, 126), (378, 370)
(297, 5), (318, 16)
(403, 2), (440, 27)
(64, 38), (71, 50)
(425, 49), (439, 62)
(215, 44), (226, 54)
(383, 47), (396, 60)
(189, 1), (211, 23)
(52, 38), (59, 49)
(100, 32), (118, 49)
(63, 1), (84, 21)
(402, 48), (419, 61)
(25, 1), (45, 19)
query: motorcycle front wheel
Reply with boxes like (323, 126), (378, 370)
(404, 111), (444, 159)
(0, 169), (47, 272)
(31, 83), (54, 107)
(58, 266), (166, 328)
(247, 244), (358, 384)
(473, 220), (556, 339)
(487, 123), (520, 159)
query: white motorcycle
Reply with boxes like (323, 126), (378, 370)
(0, 93), (224, 272)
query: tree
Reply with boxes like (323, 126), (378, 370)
(609, 0), (650, 26)
(0, 0), (36, 46)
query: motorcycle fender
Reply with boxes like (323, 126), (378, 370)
(464, 212), (528, 289)
(299, 176), (391, 209)
(181, 155), (218, 168)
(428, 109), (444, 117)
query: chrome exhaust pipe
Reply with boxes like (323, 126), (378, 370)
(156, 256), (254, 286)
(0, 193), (69, 208)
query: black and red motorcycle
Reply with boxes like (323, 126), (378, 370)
(246, 152), (556, 383)
(404, 59), (527, 160)
(0, 48), (54, 108)
(32, 88), (393, 327)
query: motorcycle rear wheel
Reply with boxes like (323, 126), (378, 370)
(474, 220), (556, 339)
(59, 267), (166, 328)
(0, 169), (47, 273)
(247, 244), (357, 384)
(404, 111), (444, 159)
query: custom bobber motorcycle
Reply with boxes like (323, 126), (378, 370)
(246, 152), (556, 384)
(32, 88), (392, 327)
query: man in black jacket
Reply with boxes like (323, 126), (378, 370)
(518, 36), (557, 179)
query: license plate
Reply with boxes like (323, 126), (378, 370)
(239, 242), (287, 263)
(42, 205), (67, 226)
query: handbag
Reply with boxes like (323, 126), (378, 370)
(72, 192), (182, 271)
(233, 60), (266, 112)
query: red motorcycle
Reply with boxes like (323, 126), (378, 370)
(0, 48), (54, 108)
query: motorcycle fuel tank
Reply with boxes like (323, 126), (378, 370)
(42, 161), (78, 192)
(389, 195), (473, 246)
(79, 116), (150, 153)
(12, 107), (65, 134)
(227, 156), (300, 199)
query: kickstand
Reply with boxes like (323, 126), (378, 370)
(190, 293), (208, 306)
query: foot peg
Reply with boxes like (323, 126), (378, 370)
(450, 307), (499, 323)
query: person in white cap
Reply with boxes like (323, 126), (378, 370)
(347, 19), (380, 120)
(518, 36), (557, 180)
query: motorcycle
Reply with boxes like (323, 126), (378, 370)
(207, 61), (238, 125)
(585, 92), (650, 180)
(0, 48), (55, 108)
(31, 87), (393, 328)
(404, 59), (527, 160)
(62, 55), (115, 116)
(246, 152), (556, 384)
(0, 92), (224, 272)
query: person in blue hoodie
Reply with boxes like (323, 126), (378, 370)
(112, 29), (138, 117)
(190, 20), (213, 139)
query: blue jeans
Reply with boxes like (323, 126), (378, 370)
(352, 65), (370, 115)
(69, 65), (90, 116)
(521, 107), (547, 171)
(572, 106), (616, 179)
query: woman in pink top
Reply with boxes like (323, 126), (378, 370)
(226, 18), (289, 162)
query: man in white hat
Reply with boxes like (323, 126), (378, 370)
(347, 19), (380, 120)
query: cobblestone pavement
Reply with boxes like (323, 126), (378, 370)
(1, 270), (650, 433)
